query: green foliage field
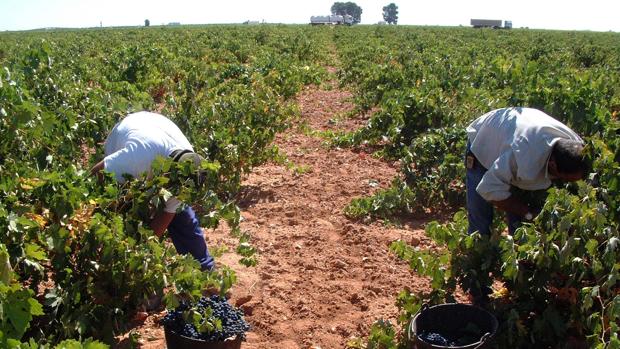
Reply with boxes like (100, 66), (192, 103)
(1, 24), (619, 348)
(0, 25), (330, 347)
(332, 26), (620, 348)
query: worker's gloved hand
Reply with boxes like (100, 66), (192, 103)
(523, 207), (542, 222)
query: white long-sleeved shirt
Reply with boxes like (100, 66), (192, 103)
(103, 111), (192, 212)
(466, 107), (582, 202)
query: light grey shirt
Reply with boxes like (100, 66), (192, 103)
(104, 111), (192, 212)
(467, 107), (582, 201)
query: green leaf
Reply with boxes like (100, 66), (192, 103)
(159, 188), (173, 202)
(54, 339), (109, 349)
(24, 244), (46, 261)
(586, 239), (599, 256)
(5, 288), (43, 338)
(0, 246), (13, 285)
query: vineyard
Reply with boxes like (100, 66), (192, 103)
(0, 25), (619, 348)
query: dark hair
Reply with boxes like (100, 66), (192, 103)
(551, 139), (588, 176)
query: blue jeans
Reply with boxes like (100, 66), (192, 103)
(167, 206), (215, 271)
(466, 142), (522, 236)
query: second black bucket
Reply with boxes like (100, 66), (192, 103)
(164, 327), (242, 349)
(408, 303), (498, 349)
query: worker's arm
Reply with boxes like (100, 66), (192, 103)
(90, 160), (105, 182)
(490, 195), (532, 219)
(151, 197), (183, 237)
(477, 152), (533, 220)
(150, 211), (176, 238)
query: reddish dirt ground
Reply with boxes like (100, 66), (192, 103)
(126, 78), (437, 349)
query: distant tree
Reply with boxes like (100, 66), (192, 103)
(382, 3), (398, 24)
(331, 2), (363, 24)
(144, 19), (150, 27)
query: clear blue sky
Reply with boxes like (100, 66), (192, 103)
(1, 0), (618, 32)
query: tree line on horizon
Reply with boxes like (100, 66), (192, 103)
(330, 2), (398, 24)
(143, 2), (399, 27)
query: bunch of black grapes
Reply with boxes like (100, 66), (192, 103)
(419, 328), (482, 347)
(162, 295), (250, 341)
(419, 331), (456, 346)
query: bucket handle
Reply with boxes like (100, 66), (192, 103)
(473, 332), (491, 349)
(408, 303), (429, 342)
(407, 303), (429, 339)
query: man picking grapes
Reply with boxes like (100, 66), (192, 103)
(90, 111), (215, 271)
(465, 107), (587, 302)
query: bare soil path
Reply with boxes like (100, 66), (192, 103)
(130, 75), (434, 349)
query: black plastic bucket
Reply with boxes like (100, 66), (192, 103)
(408, 303), (498, 349)
(164, 327), (242, 349)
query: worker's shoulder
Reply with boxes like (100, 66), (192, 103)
(516, 108), (569, 128)
(119, 111), (176, 129)
(517, 107), (553, 119)
(125, 111), (169, 121)
(488, 107), (547, 117)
